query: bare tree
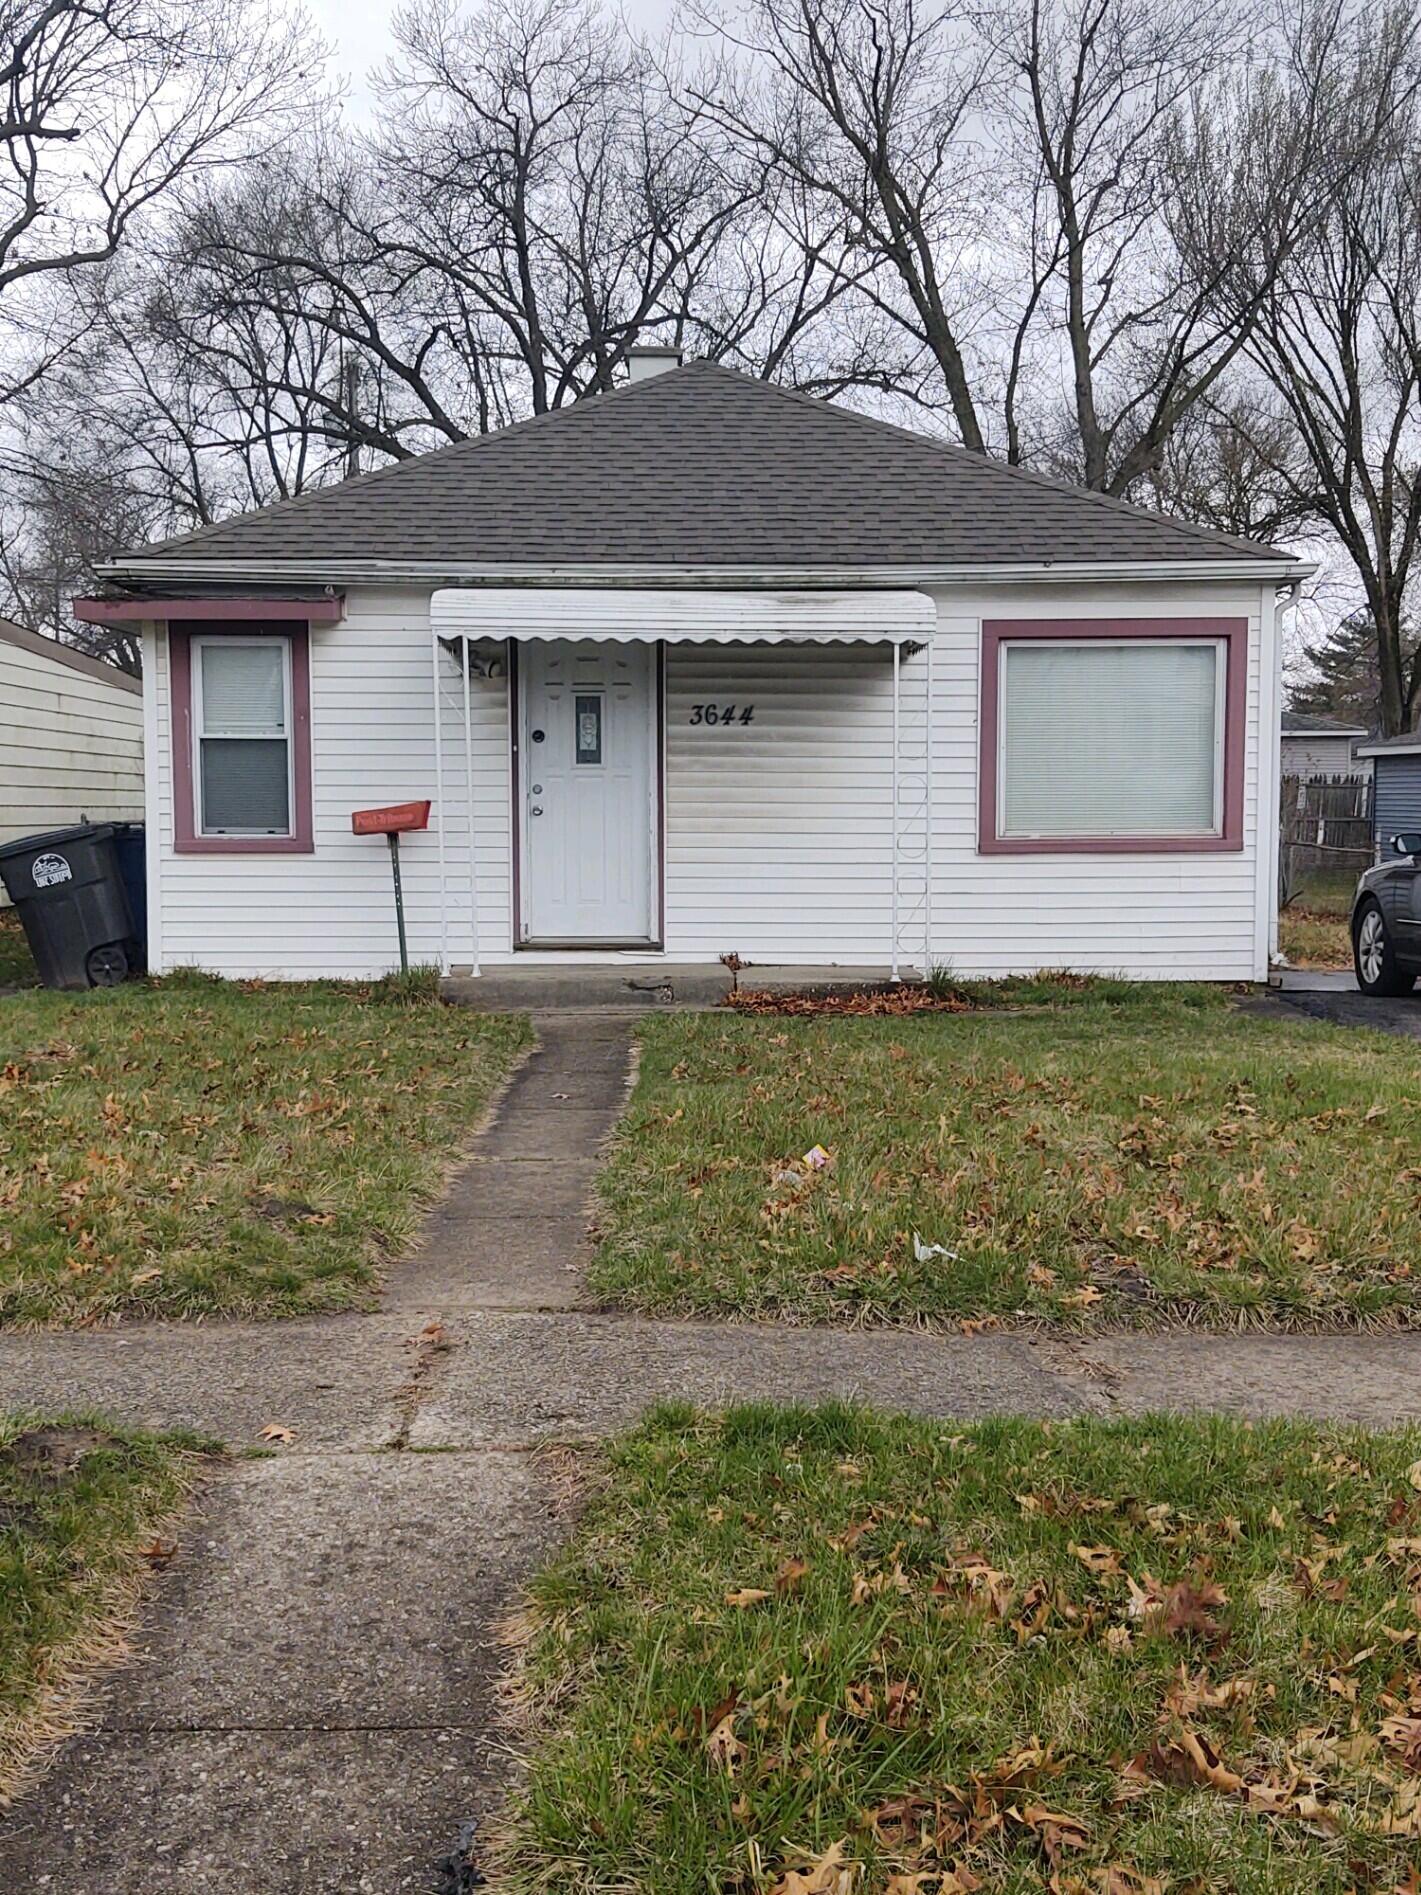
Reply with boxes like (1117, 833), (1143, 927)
(137, 0), (866, 474)
(369, 0), (803, 414)
(0, 0), (321, 396)
(997, 0), (1257, 490)
(1142, 392), (1318, 542)
(691, 0), (1001, 449)
(1195, 2), (1421, 731)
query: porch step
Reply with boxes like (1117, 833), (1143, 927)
(443, 963), (730, 1011)
(441, 962), (909, 1012)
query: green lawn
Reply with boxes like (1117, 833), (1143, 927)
(504, 1405), (1421, 1894)
(0, 1414), (208, 1801)
(589, 991), (1421, 1330)
(0, 976), (529, 1325)
(0, 909), (35, 988)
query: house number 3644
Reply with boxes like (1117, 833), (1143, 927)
(689, 703), (755, 726)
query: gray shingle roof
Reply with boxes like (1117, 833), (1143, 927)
(1281, 713), (1368, 736)
(121, 360), (1287, 573)
(1357, 731), (1421, 754)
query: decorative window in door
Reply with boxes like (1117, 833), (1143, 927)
(574, 693), (603, 765)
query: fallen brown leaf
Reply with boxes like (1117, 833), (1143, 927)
(1070, 1543), (1121, 1575)
(767, 1839), (856, 1893)
(1133, 1726), (1243, 1796)
(705, 1713), (744, 1775)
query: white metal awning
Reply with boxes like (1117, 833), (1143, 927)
(430, 586), (935, 644)
(426, 583), (936, 984)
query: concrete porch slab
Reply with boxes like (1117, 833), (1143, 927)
(444, 962), (910, 1010)
(1275, 968), (1358, 992)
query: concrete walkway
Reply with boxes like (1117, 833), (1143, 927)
(6, 1014), (1421, 1891)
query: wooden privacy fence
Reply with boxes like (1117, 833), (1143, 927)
(1279, 773), (1373, 901)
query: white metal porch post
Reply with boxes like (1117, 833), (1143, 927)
(461, 638), (481, 976)
(924, 634), (934, 977)
(891, 639), (901, 981)
(430, 627), (450, 974)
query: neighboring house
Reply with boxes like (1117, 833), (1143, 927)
(1356, 732), (1421, 851)
(0, 619), (143, 897)
(76, 353), (1310, 983)
(1280, 712), (1371, 780)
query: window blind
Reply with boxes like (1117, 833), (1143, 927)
(199, 642), (287, 734)
(1000, 641), (1221, 838)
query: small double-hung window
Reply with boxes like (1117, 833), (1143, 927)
(192, 636), (294, 837)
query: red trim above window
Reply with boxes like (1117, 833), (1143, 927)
(978, 617), (1248, 855)
(75, 595), (343, 626)
(170, 622), (314, 855)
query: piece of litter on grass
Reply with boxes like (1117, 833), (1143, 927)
(912, 1231), (959, 1263)
(772, 1167), (806, 1189)
(802, 1144), (832, 1169)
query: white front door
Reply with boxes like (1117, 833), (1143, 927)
(519, 641), (658, 944)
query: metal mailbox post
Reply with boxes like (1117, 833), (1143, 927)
(351, 801), (432, 975)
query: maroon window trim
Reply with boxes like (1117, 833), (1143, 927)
(978, 616), (1248, 855)
(76, 595), (343, 627)
(170, 621), (314, 855)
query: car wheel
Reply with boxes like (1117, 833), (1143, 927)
(1353, 900), (1416, 996)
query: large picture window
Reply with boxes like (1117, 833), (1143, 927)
(978, 617), (1246, 855)
(171, 623), (313, 855)
(999, 639), (1224, 839)
(193, 636), (293, 836)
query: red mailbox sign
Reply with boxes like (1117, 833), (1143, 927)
(351, 800), (431, 836)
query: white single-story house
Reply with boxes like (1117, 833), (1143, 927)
(77, 353), (1311, 984)
(1, 618), (143, 898)
(1280, 712), (1370, 780)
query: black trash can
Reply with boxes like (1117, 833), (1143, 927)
(110, 822), (148, 970)
(0, 824), (139, 991)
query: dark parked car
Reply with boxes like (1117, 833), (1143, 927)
(1352, 834), (1421, 994)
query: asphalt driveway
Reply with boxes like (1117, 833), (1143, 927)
(1268, 967), (1421, 1038)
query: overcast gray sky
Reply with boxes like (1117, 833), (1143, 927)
(305, 0), (397, 105)
(306, 0), (675, 113)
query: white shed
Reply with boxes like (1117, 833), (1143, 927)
(1280, 713), (1370, 781)
(78, 355), (1312, 984)
(0, 619), (143, 877)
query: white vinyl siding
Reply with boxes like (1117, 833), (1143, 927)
(149, 588), (507, 979)
(929, 585), (1265, 980)
(0, 635), (143, 903)
(664, 644), (904, 961)
(998, 639), (1224, 839)
(145, 577), (1272, 983)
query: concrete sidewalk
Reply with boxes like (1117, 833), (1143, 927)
(6, 1012), (1421, 1890)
